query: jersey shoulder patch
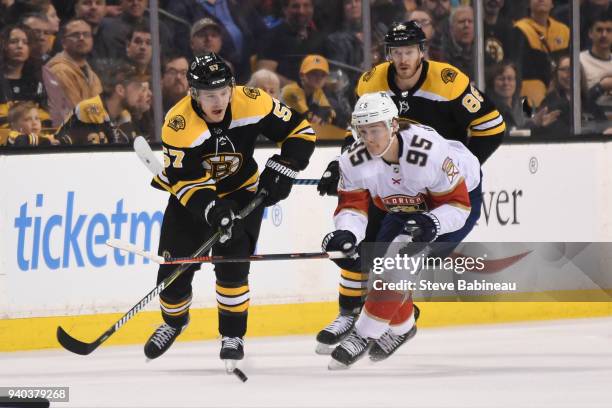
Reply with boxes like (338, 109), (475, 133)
(75, 95), (107, 124)
(162, 95), (208, 148)
(420, 61), (469, 101)
(357, 62), (392, 96)
(231, 86), (274, 122)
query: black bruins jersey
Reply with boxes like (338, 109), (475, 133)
(152, 86), (315, 216)
(356, 60), (505, 163)
(55, 95), (136, 145)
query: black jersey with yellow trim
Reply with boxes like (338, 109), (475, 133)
(55, 95), (136, 145)
(153, 85), (315, 218)
(355, 60), (505, 163)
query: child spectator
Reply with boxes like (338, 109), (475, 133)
(281, 54), (336, 125)
(7, 100), (58, 146)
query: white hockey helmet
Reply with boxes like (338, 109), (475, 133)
(351, 92), (399, 141)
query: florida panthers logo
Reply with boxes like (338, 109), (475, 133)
(382, 194), (428, 213)
(202, 153), (242, 180)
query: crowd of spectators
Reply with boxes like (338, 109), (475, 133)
(0, 0), (610, 147)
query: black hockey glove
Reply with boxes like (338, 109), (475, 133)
(258, 154), (299, 207)
(204, 199), (244, 245)
(322, 230), (359, 269)
(317, 159), (340, 196)
(400, 213), (440, 243)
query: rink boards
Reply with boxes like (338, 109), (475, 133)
(1, 142), (611, 351)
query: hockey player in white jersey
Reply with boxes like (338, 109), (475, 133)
(322, 92), (483, 368)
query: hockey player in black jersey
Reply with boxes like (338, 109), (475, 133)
(143, 53), (315, 367)
(316, 21), (505, 353)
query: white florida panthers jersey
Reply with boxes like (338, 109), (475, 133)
(335, 124), (481, 243)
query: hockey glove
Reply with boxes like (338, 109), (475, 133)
(399, 213), (440, 243)
(258, 154), (299, 206)
(204, 199), (244, 245)
(322, 230), (359, 269)
(317, 159), (340, 196)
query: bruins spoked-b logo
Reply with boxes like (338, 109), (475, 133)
(202, 153), (243, 180)
(167, 115), (186, 132)
(441, 68), (458, 84)
(243, 86), (260, 99)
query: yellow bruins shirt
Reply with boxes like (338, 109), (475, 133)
(281, 83), (336, 124)
(356, 60), (505, 163)
(152, 86), (315, 217)
(55, 95), (136, 145)
(513, 17), (570, 106)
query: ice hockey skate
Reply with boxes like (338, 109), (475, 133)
(369, 305), (420, 362)
(220, 336), (244, 372)
(315, 313), (357, 355)
(144, 318), (189, 360)
(328, 329), (372, 370)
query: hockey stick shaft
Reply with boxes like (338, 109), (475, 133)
(57, 192), (265, 355)
(132, 136), (319, 185)
(106, 239), (348, 264)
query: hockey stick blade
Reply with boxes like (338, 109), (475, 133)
(133, 136), (163, 176)
(56, 326), (104, 355)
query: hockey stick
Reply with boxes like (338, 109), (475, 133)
(106, 238), (348, 264)
(132, 136), (319, 185)
(56, 192), (266, 356)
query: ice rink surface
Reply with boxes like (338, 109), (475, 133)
(1, 317), (610, 408)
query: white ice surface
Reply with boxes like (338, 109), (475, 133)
(1, 318), (610, 408)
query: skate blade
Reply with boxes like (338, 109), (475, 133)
(315, 342), (335, 355)
(327, 359), (351, 371)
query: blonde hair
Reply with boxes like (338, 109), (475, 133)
(8, 101), (38, 129)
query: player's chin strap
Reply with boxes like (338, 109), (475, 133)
(372, 133), (396, 158)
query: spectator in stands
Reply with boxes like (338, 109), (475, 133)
(44, 1), (60, 32)
(131, 78), (152, 138)
(442, 5), (475, 77)
(257, 0), (326, 85)
(0, 24), (49, 129)
(161, 53), (188, 114)
(166, 0), (267, 82)
(281, 54), (336, 125)
(581, 15), (612, 119)
(21, 13), (54, 62)
(55, 62), (145, 145)
(483, 0), (513, 67)
(372, 0), (419, 29)
(190, 18), (223, 57)
(553, 0), (612, 50)
(323, 0), (363, 81)
(98, 0), (172, 60)
(125, 23), (152, 75)
(43, 19), (102, 126)
(74, 0), (110, 63)
(422, 0), (452, 60)
(511, 0), (570, 107)
(7, 100), (58, 146)
(407, 8), (443, 61)
(253, 0), (284, 30)
(247, 68), (281, 99)
(487, 60), (561, 131)
(534, 54), (608, 137)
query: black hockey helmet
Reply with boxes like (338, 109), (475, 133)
(384, 21), (427, 53)
(188, 52), (234, 92)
